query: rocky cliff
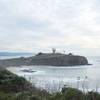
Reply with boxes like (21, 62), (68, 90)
(29, 53), (88, 66)
(0, 53), (89, 67)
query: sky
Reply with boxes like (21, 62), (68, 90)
(0, 0), (100, 56)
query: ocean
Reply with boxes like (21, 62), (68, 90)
(3, 54), (100, 93)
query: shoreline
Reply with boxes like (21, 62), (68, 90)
(6, 65), (98, 93)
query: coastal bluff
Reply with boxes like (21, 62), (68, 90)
(29, 53), (88, 66)
(0, 53), (89, 67)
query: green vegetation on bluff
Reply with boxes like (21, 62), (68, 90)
(0, 70), (100, 100)
(0, 70), (49, 100)
(0, 70), (26, 85)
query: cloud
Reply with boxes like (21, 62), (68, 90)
(0, 0), (100, 55)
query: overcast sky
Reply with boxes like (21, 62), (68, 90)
(0, 0), (100, 56)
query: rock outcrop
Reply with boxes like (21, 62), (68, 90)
(29, 53), (88, 66)
(0, 53), (89, 67)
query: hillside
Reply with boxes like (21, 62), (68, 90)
(0, 70), (100, 100)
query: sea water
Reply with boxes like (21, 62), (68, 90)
(6, 56), (100, 92)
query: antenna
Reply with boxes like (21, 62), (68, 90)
(52, 48), (56, 53)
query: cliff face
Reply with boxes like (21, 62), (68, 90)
(29, 53), (88, 66)
(0, 57), (28, 67)
(0, 53), (89, 67)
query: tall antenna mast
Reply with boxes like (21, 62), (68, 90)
(52, 48), (56, 53)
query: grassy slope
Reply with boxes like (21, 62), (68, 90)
(0, 70), (100, 100)
(0, 70), (49, 100)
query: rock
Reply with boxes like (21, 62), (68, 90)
(0, 53), (89, 67)
(29, 53), (88, 66)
